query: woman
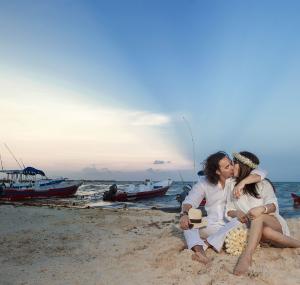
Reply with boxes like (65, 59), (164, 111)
(225, 151), (300, 275)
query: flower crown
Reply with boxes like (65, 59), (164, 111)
(232, 152), (258, 169)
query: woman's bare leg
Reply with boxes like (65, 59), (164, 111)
(234, 214), (283, 276)
(262, 226), (300, 248)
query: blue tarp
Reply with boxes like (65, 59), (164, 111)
(22, 167), (46, 176)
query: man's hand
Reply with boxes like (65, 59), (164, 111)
(233, 182), (245, 199)
(236, 210), (248, 223)
(247, 206), (265, 220)
(179, 215), (191, 230)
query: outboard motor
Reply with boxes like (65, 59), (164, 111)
(176, 184), (192, 204)
(103, 184), (118, 201)
(0, 182), (6, 196)
(176, 170), (205, 206)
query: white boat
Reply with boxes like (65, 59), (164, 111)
(0, 166), (82, 200)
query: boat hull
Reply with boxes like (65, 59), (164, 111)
(110, 186), (170, 202)
(291, 193), (300, 205)
(0, 183), (81, 201)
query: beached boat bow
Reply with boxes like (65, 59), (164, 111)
(103, 179), (173, 202)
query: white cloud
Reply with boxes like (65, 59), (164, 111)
(130, 112), (170, 126)
(0, 72), (191, 172)
(153, 160), (171, 165)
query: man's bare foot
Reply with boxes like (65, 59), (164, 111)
(192, 251), (210, 264)
(233, 253), (252, 275)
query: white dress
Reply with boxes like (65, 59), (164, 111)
(225, 178), (290, 236)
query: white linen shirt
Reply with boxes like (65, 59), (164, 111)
(183, 169), (267, 226)
(183, 177), (227, 226)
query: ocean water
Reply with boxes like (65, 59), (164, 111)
(75, 181), (300, 219)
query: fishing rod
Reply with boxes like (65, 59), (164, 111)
(182, 116), (196, 179)
(4, 143), (22, 169)
(178, 171), (184, 184)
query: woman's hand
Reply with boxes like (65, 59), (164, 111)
(179, 215), (191, 230)
(247, 206), (265, 220)
(236, 210), (248, 223)
(233, 181), (245, 199)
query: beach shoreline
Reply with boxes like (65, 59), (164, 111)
(0, 205), (299, 285)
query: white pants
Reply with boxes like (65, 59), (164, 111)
(184, 218), (240, 252)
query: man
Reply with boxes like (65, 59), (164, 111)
(179, 151), (266, 264)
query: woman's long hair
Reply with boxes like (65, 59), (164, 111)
(235, 151), (276, 198)
(234, 151), (274, 198)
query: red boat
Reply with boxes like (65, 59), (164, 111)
(291, 193), (300, 205)
(0, 167), (82, 201)
(0, 183), (81, 201)
(103, 179), (172, 202)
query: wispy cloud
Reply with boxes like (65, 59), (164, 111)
(47, 166), (196, 181)
(153, 160), (171, 165)
(130, 112), (170, 126)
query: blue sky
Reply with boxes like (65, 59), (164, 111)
(1, 0), (300, 181)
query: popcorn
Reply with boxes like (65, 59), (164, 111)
(224, 226), (260, 256)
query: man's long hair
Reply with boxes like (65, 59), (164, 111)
(203, 151), (229, 185)
(234, 151), (275, 198)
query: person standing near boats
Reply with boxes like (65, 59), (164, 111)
(225, 151), (300, 275)
(179, 151), (267, 264)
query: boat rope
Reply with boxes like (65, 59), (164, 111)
(20, 159), (26, 168)
(4, 143), (22, 169)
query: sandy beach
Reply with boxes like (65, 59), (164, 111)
(0, 205), (299, 285)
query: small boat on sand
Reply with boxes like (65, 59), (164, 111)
(103, 179), (173, 202)
(0, 167), (82, 200)
(291, 193), (300, 205)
